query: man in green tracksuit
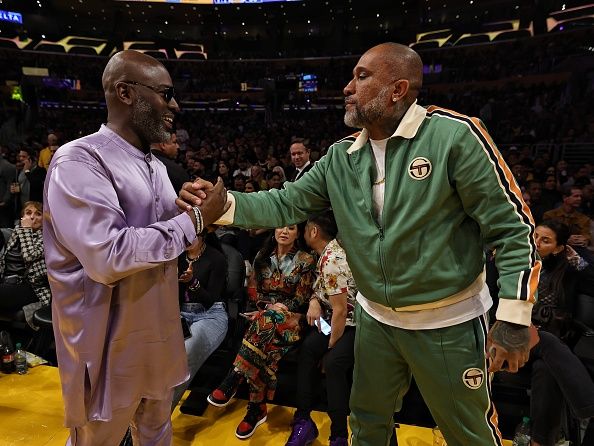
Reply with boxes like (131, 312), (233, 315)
(179, 43), (540, 446)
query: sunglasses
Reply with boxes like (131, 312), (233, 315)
(123, 80), (175, 103)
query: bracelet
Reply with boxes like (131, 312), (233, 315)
(191, 206), (203, 237)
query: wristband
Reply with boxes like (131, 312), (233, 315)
(191, 206), (203, 237)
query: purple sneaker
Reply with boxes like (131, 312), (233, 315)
(329, 437), (349, 446)
(285, 417), (319, 446)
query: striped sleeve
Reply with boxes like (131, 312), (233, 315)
(428, 106), (541, 326)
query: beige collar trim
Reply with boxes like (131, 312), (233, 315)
(346, 100), (427, 154)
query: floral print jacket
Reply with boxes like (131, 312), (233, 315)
(251, 247), (316, 314)
(314, 239), (357, 325)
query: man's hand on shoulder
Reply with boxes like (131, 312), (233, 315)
(486, 321), (539, 373)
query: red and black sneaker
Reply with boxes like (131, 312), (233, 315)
(207, 370), (243, 407)
(235, 402), (267, 439)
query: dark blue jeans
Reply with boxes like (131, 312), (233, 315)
(172, 302), (228, 410)
(530, 330), (594, 445)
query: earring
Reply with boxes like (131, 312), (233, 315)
(392, 97), (398, 102)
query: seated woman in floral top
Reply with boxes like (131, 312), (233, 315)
(207, 224), (316, 440)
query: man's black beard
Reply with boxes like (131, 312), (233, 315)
(131, 96), (170, 148)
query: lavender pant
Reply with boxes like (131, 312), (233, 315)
(67, 390), (173, 446)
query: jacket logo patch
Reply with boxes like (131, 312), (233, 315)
(408, 157), (432, 180)
(462, 368), (484, 389)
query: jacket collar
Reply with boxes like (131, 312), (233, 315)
(346, 100), (427, 154)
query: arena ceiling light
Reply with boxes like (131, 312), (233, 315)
(116, 0), (303, 3)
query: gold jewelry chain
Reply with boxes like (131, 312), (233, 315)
(371, 149), (385, 186)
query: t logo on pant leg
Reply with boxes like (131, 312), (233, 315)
(462, 368), (484, 389)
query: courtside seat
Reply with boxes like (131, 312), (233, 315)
(271, 345), (331, 411)
(32, 305), (56, 364)
(0, 308), (26, 328)
(33, 306), (52, 326)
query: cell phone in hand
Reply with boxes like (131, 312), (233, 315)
(180, 316), (192, 339)
(315, 318), (331, 335)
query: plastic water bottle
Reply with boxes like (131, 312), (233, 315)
(512, 416), (531, 446)
(15, 343), (27, 375)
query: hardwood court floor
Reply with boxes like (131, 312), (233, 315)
(0, 365), (511, 445)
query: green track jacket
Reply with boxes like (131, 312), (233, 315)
(221, 102), (541, 326)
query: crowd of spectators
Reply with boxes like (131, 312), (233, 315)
(0, 28), (591, 159)
(0, 25), (593, 445)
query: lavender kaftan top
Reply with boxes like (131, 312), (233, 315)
(43, 125), (194, 427)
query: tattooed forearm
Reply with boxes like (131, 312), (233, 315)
(489, 321), (530, 351)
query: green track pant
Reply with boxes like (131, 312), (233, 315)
(349, 305), (503, 446)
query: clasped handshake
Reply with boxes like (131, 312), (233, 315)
(176, 177), (230, 229)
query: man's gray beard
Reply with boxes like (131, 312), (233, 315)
(131, 96), (170, 144)
(344, 86), (392, 129)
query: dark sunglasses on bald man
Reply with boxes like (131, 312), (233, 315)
(123, 80), (175, 103)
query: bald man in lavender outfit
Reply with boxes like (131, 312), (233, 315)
(43, 51), (227, 446)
